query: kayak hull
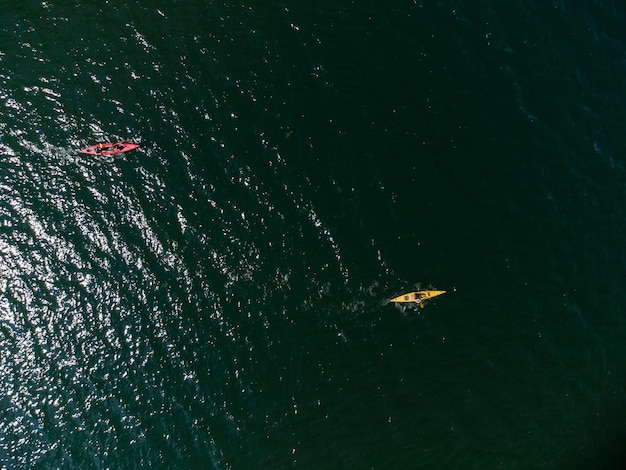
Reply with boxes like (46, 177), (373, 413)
(390, 290), (446, 303)
(80, 142), (140, 155)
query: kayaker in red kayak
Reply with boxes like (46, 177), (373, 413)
(80, 142), (140, 155)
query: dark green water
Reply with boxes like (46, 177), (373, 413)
(2, 1), (626, 468)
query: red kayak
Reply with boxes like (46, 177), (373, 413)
(80, 142), (140, 155)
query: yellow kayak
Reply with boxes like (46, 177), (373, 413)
(390, 290), (446, 303)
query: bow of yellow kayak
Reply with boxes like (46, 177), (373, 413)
(389, 290), (446, 303)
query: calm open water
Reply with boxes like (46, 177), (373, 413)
(2, 1), (626, 468)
